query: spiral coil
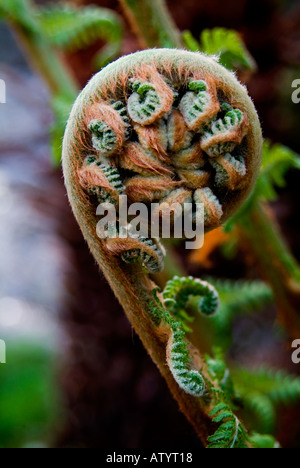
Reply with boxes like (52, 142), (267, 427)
(66, 50), (262, 273)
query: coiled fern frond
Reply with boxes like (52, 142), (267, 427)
(163, 276), (219, 332)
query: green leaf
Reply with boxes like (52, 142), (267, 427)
(232, 367), (300, 406)
(182, 30), (201, 52)
(207, 402), (249, 448)
(183, 27), (256, 72)
(232, 366), (300, 435)
(256, 140), (300, 202)
(37, 4), (123, 68)
(243, 393), (276, 434)
(224, 140), (300, 229)
(0, 340), (61, 448)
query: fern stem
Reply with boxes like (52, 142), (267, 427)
(119, 0), (183, 48)
(239, 201), (300, 337)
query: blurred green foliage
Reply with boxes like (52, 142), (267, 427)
(37, 4), (123, 69)
(0, 341), (62, 448)
(225, 141), (300, 232)
(182, 27), (256, 72)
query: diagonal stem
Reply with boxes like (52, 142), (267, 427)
(239, 201), (300, 337)
(6, 0), (78, 99)
(119, 0), (183, 48)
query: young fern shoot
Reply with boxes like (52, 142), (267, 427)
(62, 49), (262, 445)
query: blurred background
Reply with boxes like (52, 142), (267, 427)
(0, 0), (300, 449)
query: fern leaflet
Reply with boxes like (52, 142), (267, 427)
(207, 402), (248, 448)
(256, 140), (300, 202)
(182, 28), (256, 72)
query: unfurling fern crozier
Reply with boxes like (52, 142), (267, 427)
(62, 49), (263, 436)
(63, 49), (262, 275)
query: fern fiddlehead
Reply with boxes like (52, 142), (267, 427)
(63, 49), (262, 444)
(108, 233), (165, 274)
(163, 276), (219, 320)
(201, 104), (249, 158)
(78, 156), (125, 206)
(179, 79), (220, 131)
(64, 49), (262, 274)
(156, 277), (219, 396)
(128, 78), (172, 126)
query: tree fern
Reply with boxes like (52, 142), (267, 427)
(37, 4), (123, 68)
(182, 27), (256, 72)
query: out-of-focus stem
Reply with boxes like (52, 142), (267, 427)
(239, 201), (300, 337)
(119, 0), (183, 48)
(7, 0), (78, 99)
(13, 25), (78, 99)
